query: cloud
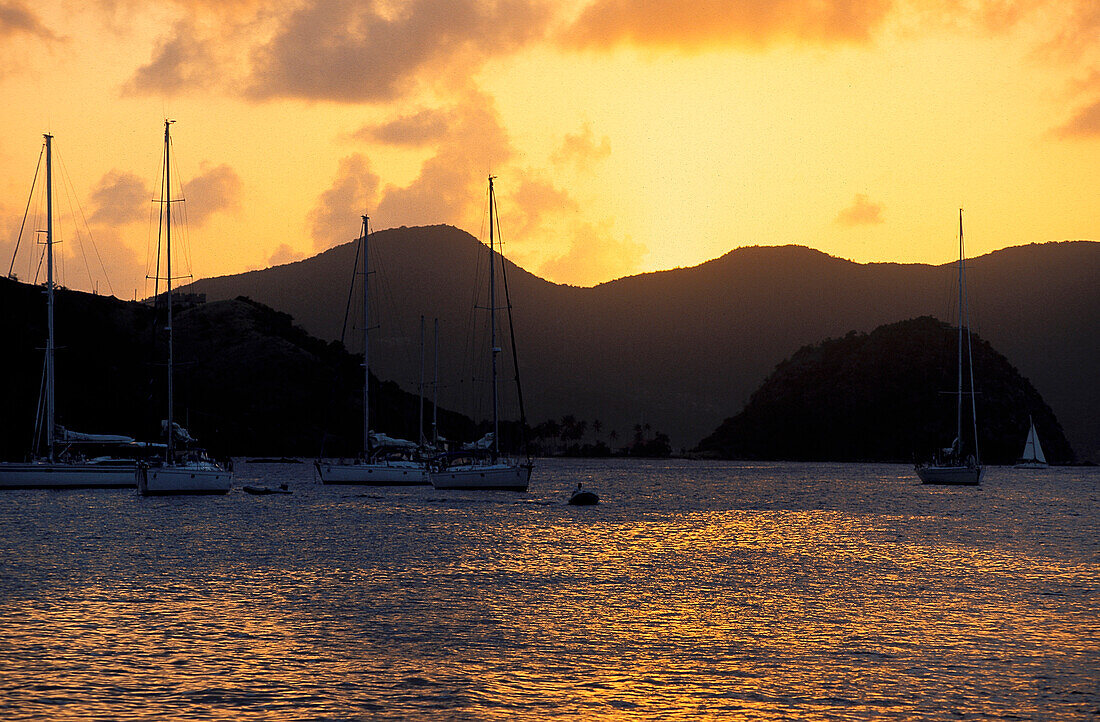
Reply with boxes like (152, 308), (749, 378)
(1035, 0), (1100, 61)
(247, 0), (553, 102)
(537, 219), (647, 287)
(2, 197), (145, 297)
(560, 0), (893, 51)
(1053, 71), (1100, 139)
(65, 224), (148, 299)
(836, 193), (885, 226)
(0, 1), (62, 79)
(309, 154), (381, 250)
(374, 89), (513, 229)
(267, 243), (303, 266)
(89, 170), (150, 226)
(183, 163), (243, 225)
(1055, 97), (1100, 138)
(551, 123), (611, 170)
(0, 1), (59, 39)
(503, 173), (580, 241)
(355, 109), (451, 147)
(125, 18), (227, 94)
(87, 162), (239, 233)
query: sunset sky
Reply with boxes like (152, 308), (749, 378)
(1, 0), (1097, 293)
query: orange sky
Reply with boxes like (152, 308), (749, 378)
(1, 0), (1097, 293)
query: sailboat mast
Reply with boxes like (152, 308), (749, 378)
(496, 209), (529, 462)
(432, 317), (439, 446)
(164, 120), (175, 462)
(488, 176), (500, 456)
(956, 209), (964, 457)
(419, 315), (425, 446)
(961, 210), (980, 465)
(44, 134), (56, 462)
(361, 214), (371, 458)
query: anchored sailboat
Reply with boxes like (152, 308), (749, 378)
(916, 210), (983, 486)
(0, 134), (138, 490)
(137, 120), (231, 495)
(1015, 416), (1048, 469)
(315, 215), (429, 485)
(429, 176), (533, 492)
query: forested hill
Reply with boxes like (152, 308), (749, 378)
(0, 277), (477, 459)
(695, 317), (1074, 464)
(182, 230), (1100, 461)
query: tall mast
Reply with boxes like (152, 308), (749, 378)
(961, 209), (980, 465)
(44, 134), (56, 462)
(496, 192), (529, 462)
(164, 120), (175, 462)
(956, 208), (963, 456)
(361, 214), (370, 458)
(419, 315), (426, 446)
(432, 317), (439, 446)
(488, 176), (500, 456)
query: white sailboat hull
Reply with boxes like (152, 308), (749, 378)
(1014, 461), (1048, 469)
(316, 461), (429, 485)
(0, 462), (136, 490)
(917, 465), (984, 486)
(430, 462), (532, 491)
(138, 463), (231, 495)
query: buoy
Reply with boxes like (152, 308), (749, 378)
(568, 482), (599, 505)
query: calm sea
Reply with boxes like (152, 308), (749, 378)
(0, 459), (1096, 720)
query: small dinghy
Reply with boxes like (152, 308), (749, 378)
(568, 483), (599, 505)
(242, 483), (292, 495)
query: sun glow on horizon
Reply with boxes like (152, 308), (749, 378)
(0, 0), (1097, 291)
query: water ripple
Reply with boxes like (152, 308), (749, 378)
(0, 459), (1096, 719)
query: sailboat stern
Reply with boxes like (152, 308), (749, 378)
(138, 462), (232, 495)
(916, 464), (983, 486)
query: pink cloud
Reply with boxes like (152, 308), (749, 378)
(0, 1), (58, 39)
(355, 109), (451, 147)
(836, 193), (885, 227)
(1055, 98), (1100, 138)
(182, 162), (243, 226)
(374, 90), (513, 229)
(504, 173), (580, 241)
(309, 154), (381, 250)
(552, 123), (611, 170)
(125, 18), (225, 94)
(267, 243), (303, 266)
(247, 0), (552, 102)
(89, 170), (150, 226)
(560, 0), (893, 51)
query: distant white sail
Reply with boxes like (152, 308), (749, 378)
(1020, 418), (1047, 465)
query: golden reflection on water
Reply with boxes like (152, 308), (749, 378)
(0, 460), (1096, 719)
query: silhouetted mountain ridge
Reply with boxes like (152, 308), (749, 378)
(181, 228), (1099, 460)
(0, 277), (479, 459)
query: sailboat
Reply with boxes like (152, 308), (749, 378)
(429, 176), (533, 492)
(0, 134), (138, 490)
(1015, 416), (1048, 468)
(315, 215), (429, 485)
(916, 209), (984, 486)
(137, 121), (231, 495)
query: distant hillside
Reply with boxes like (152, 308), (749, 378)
(0, 277), (477, 459)
(182, 229), (1100, 461)
(695, 317), (1074, 464)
